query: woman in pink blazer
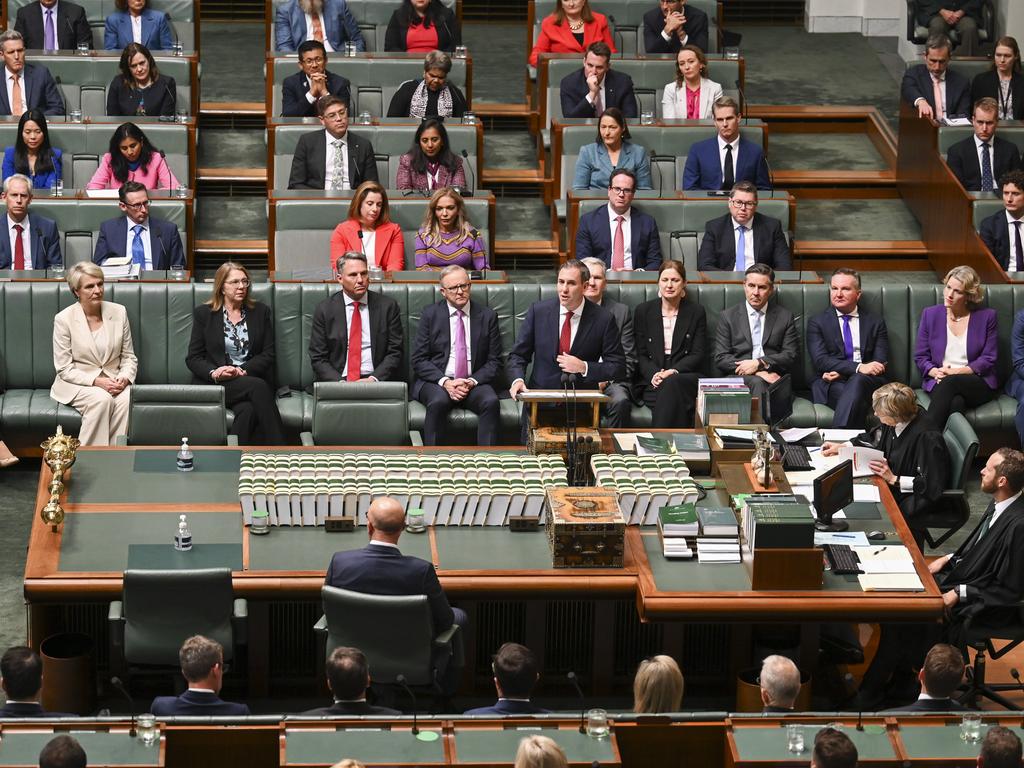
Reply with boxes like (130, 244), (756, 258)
(329, 181), (405, 272)
(86, 122), (180, 191)
(529, 0), (615, 68)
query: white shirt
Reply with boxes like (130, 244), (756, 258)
(974, 134), (997, 190)
(746, 302), (765, 358)
(607, 204), (633, 269)
(124, 216), (153, 270)
(359, 229), (377, 268)
(718, 135), (739, 178)
(942, 326), (969, 368)
(343, 292), (373, 377)
(835, 309), (862, 364)
(130, 13), (143, 43)
(369, 540), (399, 550)
(324, 131), (350, 191)
(441, 300), (473, 382)
(731, 217), (754, 269)
(660, 20), (688, 46)
(304, 11), (335, 51)
(5, 68), (23, 114)
(7, 214), (29, 267)
(892, 420), (917, 495)
(1006, 210), (1024, 268)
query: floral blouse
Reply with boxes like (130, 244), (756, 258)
(223, 307), (250, 366)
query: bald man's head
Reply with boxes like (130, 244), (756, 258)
(366, 496), (406, 542)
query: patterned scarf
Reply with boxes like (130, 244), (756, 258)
(409, 79), (453, 119)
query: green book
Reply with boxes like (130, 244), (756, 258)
(750, 503), (815, 522)
(658, 503), (699, 535)
(697, 507), (739, 536)
(636, 435), (676, 455)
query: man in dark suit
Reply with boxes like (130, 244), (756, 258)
(886, 643), (967, 712)
(300, 646), (401, 716)
(149, 635), (250, 716)
(917, 0), (983, 56)
(683, 96), (771, 191)
(581, 257), (637, 428)
(712, 263), (799, 420)
(464, 643), (550, 716)
(0, 646), (71, 717)
(642, 0), (708, 54)
(0, 174), (61, 270)
(282, 40), (351, 117)
(807, 268), (889, 429)
(288, 96), (378, 190)
(947, 98), (1023, 192)
(92, 182), (185, 270)
(14, 0), (92, 51)
(575, 168), (662, 271)
(560, 42), (637, 119)
(759, 654), (800, 713)
(697, 181), (791, 271)
(39, 736), (87, 768)
(980, 169), (1024, 272)
(901, 33), (971, 120)
(411, 265), (502, 446)
(0, 31), (64, 116)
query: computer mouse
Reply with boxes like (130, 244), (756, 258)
(866, 530), (886, 541)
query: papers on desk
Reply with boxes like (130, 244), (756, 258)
(715, 427), (757, 442)
(84, 188), (119, 198)
(613, 432), (650, 452)
(853, 484), (881, 502)
(941, 117), (972, 126)
(814, 531), (869, 547)
(777, 427), (818, 443)
(836, 445), (885, 477)
(819, 428), (863, 442)
(852, 546), (924, 590)
(857, 573), (924, 591)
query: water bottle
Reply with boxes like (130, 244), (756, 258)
(175, 183), (187, 199)
(176, 437), (194, 471)
(174, 514), (193, 551)
(54, 179), (63, 198)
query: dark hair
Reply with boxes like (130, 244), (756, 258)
(114, 0), (146, 9)
(559, 258), (590, 283)
(297, 39), (328, 59)
(586, 41), (612, 60)
(108, 122), (157, 184)
(659, 260), (686, 281)
(812, 728), (857, 768)
(38, 735), (87, 768)
(925, 33), (953, 54)
(999, 169), (1024, 192)
(397, 0), (446, 30)
(745, 263), (775, 283)
(326, 647), (370, 700)
(317, 95), (347, 117)
(553, 0), (594, 25)
(179, 635), (223, 683)
(408, 117), (459, 176)
(0, 645), (42, 700)
(118, 42), (159, 90)
(921, 643), (964, 698)
(346, 181), (392, 226)
(595, 107), (631, 144)
(830, 267), (861, 289)
(12, 109), (54, 178)
(980, 726), (1023, 768)
(609, 168), (637, 189)
(730, 180), (758, 198)
(492, 643), (539, 698)
(994, 448), (1024, 494)
(992, 36), (1022, 73)
(118, 180), (148, 203)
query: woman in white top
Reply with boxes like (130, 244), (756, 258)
(661, 44), (723, 120)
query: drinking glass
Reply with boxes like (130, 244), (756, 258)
(586, 708), (609, 739)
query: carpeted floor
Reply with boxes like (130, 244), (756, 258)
(795, 200), (923, 241)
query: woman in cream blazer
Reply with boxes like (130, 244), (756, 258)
(51, 262), (138, 446)
(661, 45), (724, 120)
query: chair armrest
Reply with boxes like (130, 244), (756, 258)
(232, 599), (248, 646)
(313, 614), (328, 634)
(434, 623), (460, 648)
(409, 430), (423, 447)
(114, 435), (128, 446)
(300, 431), (315, 446)
(226, 435), (239, 446)
(108, 601), (125, 648)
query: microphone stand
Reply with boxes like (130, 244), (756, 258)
(460, 149), (475, 196)
(110, 676), (137, 737)
(567, 671), (586, 734)
(395, 674), (419, 735)
(561, 372), (575, 486)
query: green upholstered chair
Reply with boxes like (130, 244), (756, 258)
(300, 381), (422, 446)
(109, 568), (247, 672)
(921, 412), (980, 549)
(119, 384), (236, 446)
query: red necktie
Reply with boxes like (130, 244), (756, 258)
(559, 310), (572, 355)
(612, 215), (625, 270)
(346, 301), (362, 381)
(13, 223), (24, 270)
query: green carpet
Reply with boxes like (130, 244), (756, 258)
(769, 133), (888, 172)
(795, 200), (922, 241)
(198, 21), (266, 103)
(463, 23), (527, 104)
(196, 197), (268, 240)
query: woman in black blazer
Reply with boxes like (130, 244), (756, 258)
(633, 261), (708, 427)
(384, 0), (460, 53)
(107, 43), (177, 118)
(186, 262), (285, 445)
(971, 35), (1024, 120)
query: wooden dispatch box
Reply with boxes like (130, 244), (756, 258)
(545, 486), (625, 568)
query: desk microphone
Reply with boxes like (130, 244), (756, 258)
(167, 13), (180, 53)
(650, 148), (669, 198)
(395, 674), (419, 735)
(567, 670), (586, 734)
(356, 229), (369, 263)
(1011, 668), (1024, 699)
(762, 152), (775, 197)
(460, 149), (475, 195)
(110, 676), (137, 737)
(163, 78), (177, 117)
(855, 706), (863, 731)
(734, 79), (749, 125)
(63, 16), (77, 50)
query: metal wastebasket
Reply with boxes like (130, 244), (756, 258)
(40, 632), (95, 715)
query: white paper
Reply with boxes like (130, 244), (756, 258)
(814, 531), (869, 546)
(857, 560), (916, 574)
(789, 485), (814, 500)
(837, 445), (885, 476)
(715, 428), (758, 441)
(819, 429), (863, 442)
(778, 427), (818, 443)
(852, 485), (881, 502)
(85, 188), (120, 198)
(613, 432), (651, 452)
(857, 573), (924, 591)
(852, 545), (913, 561)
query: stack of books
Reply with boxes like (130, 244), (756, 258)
(736, 494), (815, 553)
(590, 454), (702, 524)
(237, 452), (567, 527)
(695, 507), (741, 563)
(696, 378), (752, 425)
(657, 503), (699, 559)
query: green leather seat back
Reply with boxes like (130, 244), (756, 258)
(311, 380), (409, 445)
(126, 384), (228, 445)
(38, 55), (195, 115)
(949, 60), (998, 85)
(973, 198), (1007, 228)
(944, 412), (980, 491)
(938, 126), (1024, 156)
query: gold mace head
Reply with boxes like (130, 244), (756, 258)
(41, 497), (65, 530)
(41, 425), (79, 471)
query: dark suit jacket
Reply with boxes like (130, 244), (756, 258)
(282, 70), (351, 117)
(901, 64), (971, 117)
(300, 700), (402, 716)
(946, 134), (1022, 191)
(697, 211), (791, 270)
(92, 215), (184, 269)
(15, 0), (92, 49)
(411, 299), (502, 399)
(806, 306), (889, 403)
(641, 5), (708, 54)
(150, 689), (250, 716)
(507, 297), (626, 389)
(574, 203), (662, 270)
(384, 6), (460, 52)
(712, 301), (799, 375)
(972, 70), (1024, 121)
(308, 289), (403, 382)
(0, 702), (73, 717)
(464, 699), (551, 715)
(600, 296), (636, 384)
(0, 212), (62, 269)
(887, 697), (967, 712)
(106, 74), (176, 117)
(633, 298), (707, 391)
(682, 135), (771, 191)
(287, 129), (379, 190)
(560, 68), (637, 119)
(979, 208), (1022, 269)
(0, 63), (64, 116)
(325, 542), (455, 632)
(916, 0), (983, 25)
(186, 302), (276, 387)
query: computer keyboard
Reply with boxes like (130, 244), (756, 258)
(781, 443), (814, 472)
(822, 544), (862, 575)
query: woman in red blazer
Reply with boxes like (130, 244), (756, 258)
(330, 181), (405, 272)
(529, 0), (615, 68)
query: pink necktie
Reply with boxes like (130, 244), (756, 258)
(453, 309), (468, 379)
(612, 215), (625, 270)
(932, 76), (944, 120)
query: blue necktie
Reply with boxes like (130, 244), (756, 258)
(980, 141), (994, 191)
(131, 224), (145, 267)
(842, 314), (854, 360)
(735, 225), (746, 271)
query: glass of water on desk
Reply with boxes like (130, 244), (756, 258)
(786, 724), (805, 753)
(586, 708), (609, 739)
(961, 713), (982, 743)
(137, 713), (158, 746)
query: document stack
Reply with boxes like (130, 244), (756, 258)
(696, 378), (752, 425)
(736, 494), (815, 553)
(590, 454), (702, 524)
(695, 507), (741, 563)
(657, 503), (699, 559)
(237, 452), (567, 527)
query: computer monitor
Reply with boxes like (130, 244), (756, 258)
(813, 459), (854, 532)
(764, 374), (793, 428)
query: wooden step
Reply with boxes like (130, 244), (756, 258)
(481, 167), (545, 185)
(197, 168), (267, 183)
(200, 101), (265, 117)
(195, 239), (268, 255)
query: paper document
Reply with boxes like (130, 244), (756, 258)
(85, 188), (119, 198)
(837, 445), (885, 476)
(852, 485), (881, 502)
(814, 531), (869, 546)
(852, 545), (913, 561)
(857, 573), (924, 591)
(715, 428), (758, 441)
(612, 433), (651, 452)
(819, 429), (863, 442)
(858, 560), (917, 574)
(778, 427), (818, 443)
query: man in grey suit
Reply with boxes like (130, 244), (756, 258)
(308, 251), (403, 383)
(582, 257), (636, 427)
(0, 30), (63, 116)
(712, 263), (799, 420)
(287, 96), (379, 190)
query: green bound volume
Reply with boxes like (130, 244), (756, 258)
(697, 507), (739, 536)
(658, 503), (699, 535)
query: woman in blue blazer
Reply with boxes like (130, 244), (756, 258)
(104, 0), (174, 51)
(1, 110), (61, 190)
(572, 107), (652, 191)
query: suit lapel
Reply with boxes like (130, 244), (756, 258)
(669, 304), (689, 357)
(722, 217), (737, 268)
(366, 291), (378, 365)
(647, 303), (666, 364)
(438, 301), (453, 357)
(468, 302), (482, 364)
(570, 302), (593, 354)
(72, 303), (101, 362)
(210, 308), (228, 363)
(761, 304), (777, 347)
(102, 304), (119, 368)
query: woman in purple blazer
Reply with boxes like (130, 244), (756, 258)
(914, 265), (999, 430)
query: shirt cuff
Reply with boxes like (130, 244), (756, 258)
(469, 377), (478, 386)
(661, 30), (671, 41)
(959, 584), (967, 600)
(582, 362), (589, 378)
(898, 476), (914, 494)
(438, 376), (449, 386)
(305, 91), (315, 104)
(679, 32), (688, 45)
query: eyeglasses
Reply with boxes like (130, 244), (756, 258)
(225, 279), (250, 287)
(301, 56), (326, 65)
(441, 283), (471, 293)
(122, 200), (150, 210)
(729, 199), (757, 208)
(610, 186), (635, 196)
(322, 111), (347, 121)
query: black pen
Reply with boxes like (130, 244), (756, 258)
(872, 546), (888, 556)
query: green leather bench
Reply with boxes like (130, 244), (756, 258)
(9, 0), (197, 50)
(1, 281), (1020, 451)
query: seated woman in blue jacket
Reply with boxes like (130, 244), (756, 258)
(572, 107), (653, 191)
(104, 0), (174, 51)
(2, 110), (61, 190)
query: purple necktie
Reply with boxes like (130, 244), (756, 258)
(44, 9), (56, 51)
(454, 309), (468, 379)
(842, 314), (854, 360)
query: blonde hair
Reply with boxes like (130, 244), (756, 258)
(206, 261), (254, 311)
(872, 382), (919, 423)
(633, 655), (684, 713)
(943, 265), (984, 305)
(419, 186), (474, 243)
(513, 736), (568, 768)
(67, 261), (103, 294)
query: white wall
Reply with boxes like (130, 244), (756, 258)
(805, 0), (900, 37)
(996, 0), (1024, 41)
